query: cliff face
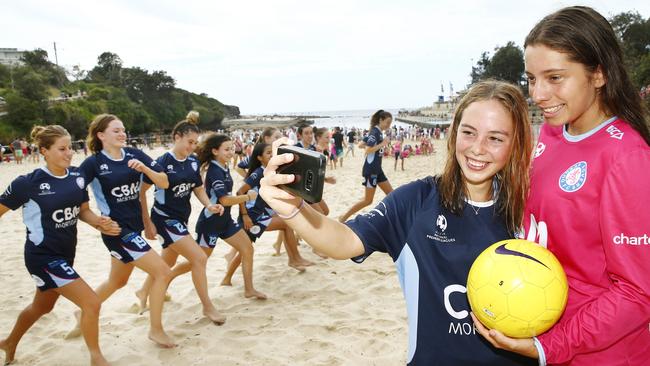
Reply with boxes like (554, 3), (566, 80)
(223, 104), (240, 118)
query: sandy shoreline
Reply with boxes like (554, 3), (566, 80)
(0, 140), (447, 365)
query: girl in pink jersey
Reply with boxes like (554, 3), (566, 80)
(473, 6), (650, 366)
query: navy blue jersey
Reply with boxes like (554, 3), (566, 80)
(80, 148), (163, 231)
(244, 167), (274, 216)
(345, 177), (535, 366)
(237, 156), (250, 170)
(0, 167), (89, 259)
(362, 126), (384, 176)
(196, 160), (234, 224)
(145, 152), (202, 222)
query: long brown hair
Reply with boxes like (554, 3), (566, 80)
(370, 109), (392, 130)
(438, 80), (532, 234)
(525, 6), (650, 146)
(87, 114), (120, 153)
(195, 132), (231, 172)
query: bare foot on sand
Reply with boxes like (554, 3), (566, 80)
(272, 241), (282, 256)
(0, 339), (17, 365)
(135, 289), (148, 314)
(220, 278), (232, 286)
(298, 258), (315, 267)
(203, 307), (226, 325)
(148, 329), (176, 348)
(64, 310), (82, 339)
(244, 289), (268, 300)
(288, 262), (306, 272)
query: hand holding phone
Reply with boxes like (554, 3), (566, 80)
(276, 145), (327, 203)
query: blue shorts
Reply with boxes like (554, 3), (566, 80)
(151, 212), (190, 249)
(362, 171), (388, 188)
(25, 254), (79, 291)
(240, 210), (273, 242)
(195, 217), (241, 248)
(335, 147), (344, 157)
(102, 230), (151, 263)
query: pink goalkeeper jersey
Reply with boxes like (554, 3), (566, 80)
(522, 117), (650, 366)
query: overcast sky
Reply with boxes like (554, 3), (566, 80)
(3, 1), (649, 114)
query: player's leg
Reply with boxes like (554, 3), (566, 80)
(222, 230), (267, 299)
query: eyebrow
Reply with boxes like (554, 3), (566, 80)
(460, 123), (511, 136)
(525, 68), (568, 75)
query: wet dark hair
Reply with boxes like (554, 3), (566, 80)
(370, 109), (392, 129)
(246, 143), (270, 178)
(195, 133), (231, 170)
(525, 6), (650, 145)
(172, 119), (201, 139)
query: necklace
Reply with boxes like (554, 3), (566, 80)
(470, 204), (480, 216)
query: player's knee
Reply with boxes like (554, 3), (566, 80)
(193, 252), (208, 268)
(81, 297), (101, 317)
(154, 266), (172, 282)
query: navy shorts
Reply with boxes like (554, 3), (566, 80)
(25, 254), (80, 291)
(362, 171), (388, 188)
(239, 210), (273, 242)
(195, 217), (241, 249)
(102, 229), (151, 263)
(151, 212), (190, 249)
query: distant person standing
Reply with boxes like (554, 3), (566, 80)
(332, 127), (345, 168)
(11, 138), (23, 164)
(345, 128), (357, 157)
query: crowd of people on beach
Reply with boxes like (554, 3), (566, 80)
(1, 5), (649, 366)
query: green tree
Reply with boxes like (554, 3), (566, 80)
(88, 52), (123, 86)
(485, 42), (525, 86)
(471, 52), (491, 84)
(470, 42), (524, 86)
(13, 67), (49, 101)
(610, 12), (650, 89)
(4, 91), (46, 133)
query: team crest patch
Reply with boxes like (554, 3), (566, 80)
(559, 161), (587, 192)
(76, 177), (85, 189)
(534, 142), (546, 158)
(191, 162), (198, 171)
(436, 214), (447, 232)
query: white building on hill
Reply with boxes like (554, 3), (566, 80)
(0, 48), (26, 66)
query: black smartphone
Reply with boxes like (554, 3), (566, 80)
(276, 145), (327, 203)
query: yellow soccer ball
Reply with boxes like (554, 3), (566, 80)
(467, 239), (568, 338)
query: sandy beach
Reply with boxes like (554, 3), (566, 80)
(0, 139), (447, 366)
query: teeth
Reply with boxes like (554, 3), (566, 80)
(467, 158), (487, 169)
(542, 105), (562, 113)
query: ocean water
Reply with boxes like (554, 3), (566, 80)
(284, 108), (414, 130)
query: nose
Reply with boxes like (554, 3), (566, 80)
(470, 136), (488, 156)
(530, 80), (550, 104)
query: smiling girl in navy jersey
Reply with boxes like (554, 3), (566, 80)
(135, 119), (228, 324)
(0, 125), (120, 366)
(259, 81), (536, 365)
(73, 114), (175, 348)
